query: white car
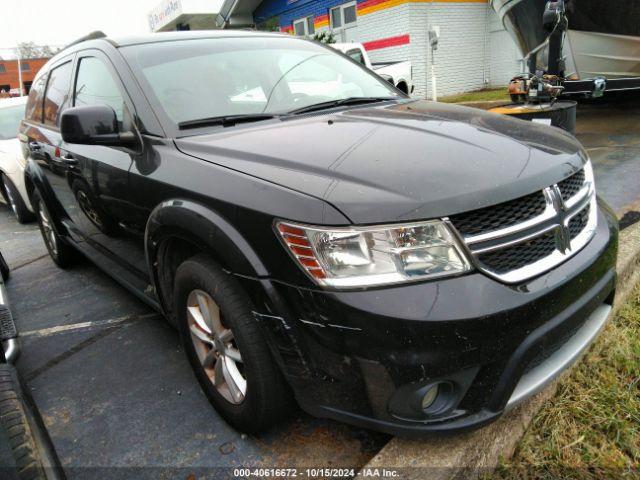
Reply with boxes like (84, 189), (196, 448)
(0, 96), (34, 223)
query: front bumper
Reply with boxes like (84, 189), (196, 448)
(241, 201), (618, 437)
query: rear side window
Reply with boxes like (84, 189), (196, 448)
(43, 62), (73, 127)
(347, 48), (365, 65)
(25, 75), (47, 123)
(74, 57), (125, 125)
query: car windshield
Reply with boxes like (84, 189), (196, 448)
(123, 36), (400, 126)
(0, 104), (25, 140)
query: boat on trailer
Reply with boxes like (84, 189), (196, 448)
(491, 0), (640, 95)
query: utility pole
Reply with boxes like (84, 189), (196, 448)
(16, 46), (23, 97)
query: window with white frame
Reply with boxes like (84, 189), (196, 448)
(330, 2), (357, 30)
(293, 16), (315, 36)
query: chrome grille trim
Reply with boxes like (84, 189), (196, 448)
(452, 164), (597, 284)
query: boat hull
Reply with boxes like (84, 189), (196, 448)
(491, 0), (640, 80)
(567, 30), (640, 79)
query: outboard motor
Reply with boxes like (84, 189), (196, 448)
(543, 0), (568, 76)
(508, 0), (568, 105)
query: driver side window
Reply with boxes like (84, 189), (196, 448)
(74, 57), (125, 127)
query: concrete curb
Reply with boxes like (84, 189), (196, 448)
(360, 220), (640, 479)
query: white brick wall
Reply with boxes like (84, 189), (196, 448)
(318, 2), (522, 99)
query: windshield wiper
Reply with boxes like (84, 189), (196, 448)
(178, 114), (278, 130)
(288, 97), (397, 115)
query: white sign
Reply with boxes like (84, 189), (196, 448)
(148, 0), (183, 31)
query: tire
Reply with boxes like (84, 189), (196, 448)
(1, 175), (35, 224)
(0, 365), (64, 480)
(0, 251), (9, 282)
(32, 191), (78, 269)
(174, 254), (293, 433)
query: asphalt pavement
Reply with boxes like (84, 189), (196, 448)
(0, 97), (638, 478)
(0, 211), (387, 478)
(575, 95), (640, 225)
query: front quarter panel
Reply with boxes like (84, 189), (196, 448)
(132, 137), (351, 304)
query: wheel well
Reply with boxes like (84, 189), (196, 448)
(397, 81), (408, 94)
(0, 172), (8, 204)
(24, 174), (35, 203)
(155, 236), (204, 322)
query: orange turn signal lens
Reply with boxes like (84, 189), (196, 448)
(276, 221), (327, 280)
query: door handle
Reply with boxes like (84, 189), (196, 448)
(61, 154), (78, 166)
(29, 141), (42, 151)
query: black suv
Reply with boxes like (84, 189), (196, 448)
(19, 31), (617, 436)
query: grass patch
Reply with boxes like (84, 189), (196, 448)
(439, 87), (510, 104)
(495, 287), (640, 479)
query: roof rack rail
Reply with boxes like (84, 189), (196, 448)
(63, 31), (107, 50)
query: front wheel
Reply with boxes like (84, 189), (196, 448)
(174, 254), (293, 433)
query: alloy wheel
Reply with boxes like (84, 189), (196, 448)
(186, 289), (246, 404)
(38, 204), (58, 256)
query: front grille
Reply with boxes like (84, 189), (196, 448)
(558, 169), (585, 201)
(569, 205), (590, 240)
(450, 191), (547, 237)
(452, 166), (595, 283)
(477, 231), (557, 274)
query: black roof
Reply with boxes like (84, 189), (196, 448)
(44, 30), (295, 71)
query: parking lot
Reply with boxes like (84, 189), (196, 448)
(1, 97), (639, 478)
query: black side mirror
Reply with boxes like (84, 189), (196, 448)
(61, 105), (137, 147)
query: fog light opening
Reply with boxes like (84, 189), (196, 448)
(421, 385), (439, 411)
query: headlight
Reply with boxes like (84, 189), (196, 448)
(276, 220), (472, 288)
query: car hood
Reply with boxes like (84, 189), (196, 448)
(175, 100), (587, 224)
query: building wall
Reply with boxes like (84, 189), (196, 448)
(254, 0), (522, 98)
(416, 2), (489, 98)
(0, 58), (49, 96)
